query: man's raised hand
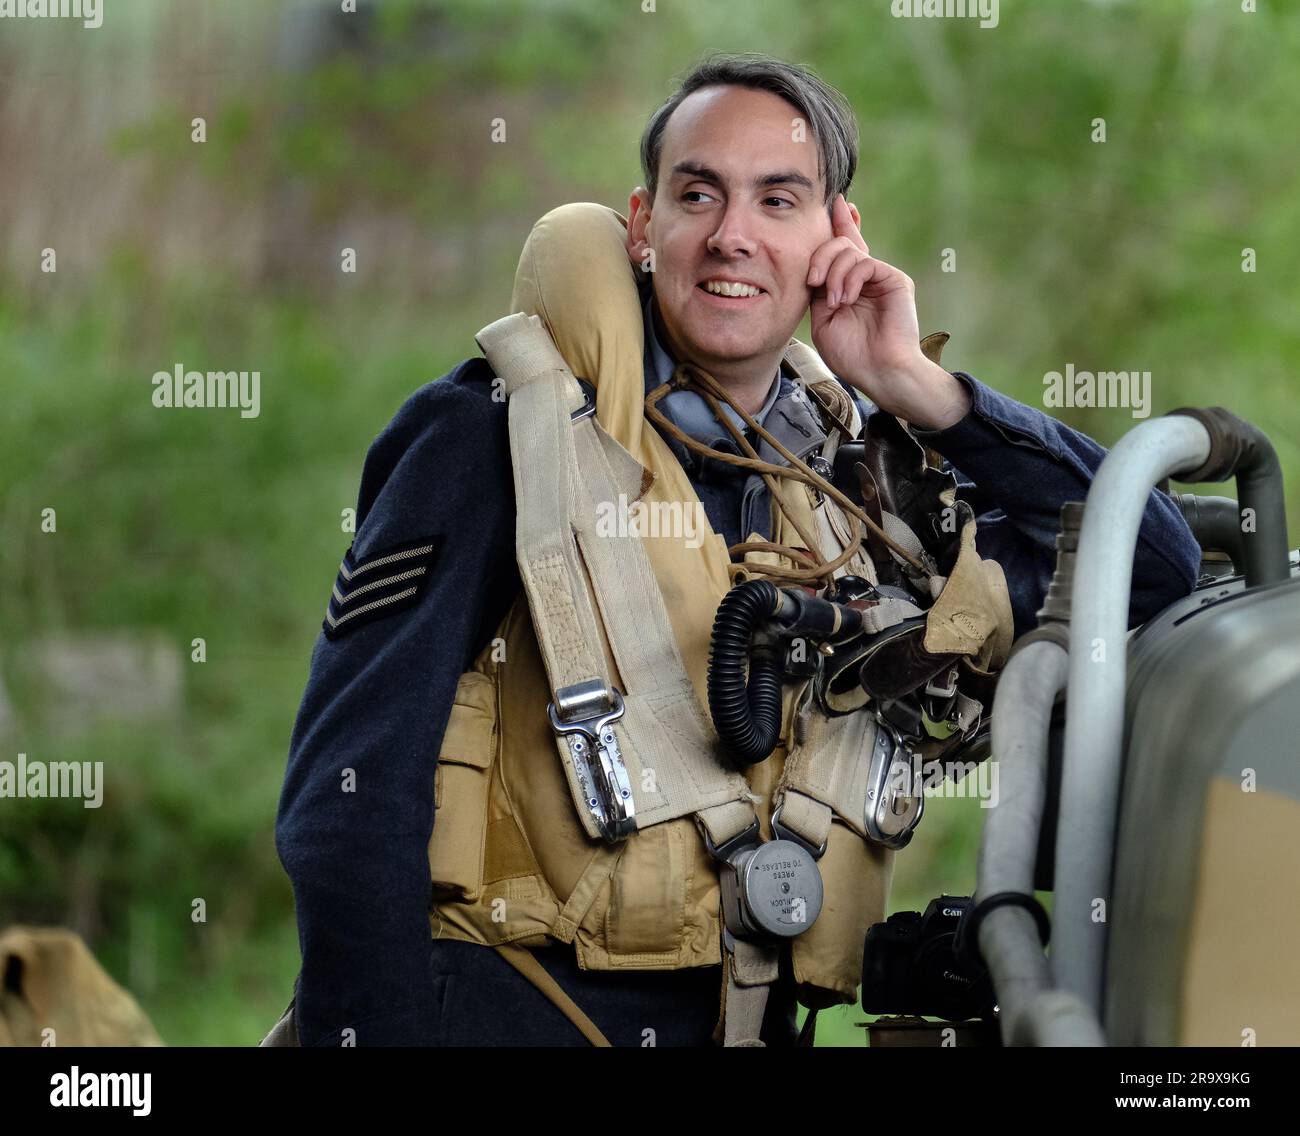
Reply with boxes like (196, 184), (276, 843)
(807, 193), (970, 430)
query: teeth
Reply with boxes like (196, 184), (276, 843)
(703, 280), (761, 297)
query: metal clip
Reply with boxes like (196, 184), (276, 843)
(807, 454), (835, 506)
(864, 719), (925, 849)
(547, 678), (636, 842)
(924, 664), (959, 701)
(770, 801), (827, 859)
(922, 664), (960, 725)
(570, 378), (597, 423)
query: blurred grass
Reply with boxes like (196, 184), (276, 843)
(0, 271), (501, 1043)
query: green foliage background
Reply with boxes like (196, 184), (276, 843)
(0, 0), (1295, 1047)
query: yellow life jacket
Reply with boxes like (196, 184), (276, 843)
(425, 203), (1013, 1041)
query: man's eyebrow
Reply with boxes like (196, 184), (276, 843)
(669, 162), (815, 194)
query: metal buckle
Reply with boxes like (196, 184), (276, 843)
(807, 454), (834, 506)
(705, 817), (823, 942)
(700, 818), (761, 865)
(924, 664), (959, 701)
(770, 801), (828, 859)
(547, 678), (636, 842)
(863, 719), (925, 849)
(570, 378), (597, 423)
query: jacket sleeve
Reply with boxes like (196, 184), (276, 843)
(274, 357), (518, 1046)
(905, 371), (1203, 641)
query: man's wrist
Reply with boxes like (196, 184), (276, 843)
(893, 358), (972, 430)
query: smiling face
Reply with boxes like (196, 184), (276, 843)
(626, 84), (835, 396)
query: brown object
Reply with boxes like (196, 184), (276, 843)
(644, 360), (924, 583)
(1179, 779), (1300, 1045)
(0, 925), (162, 1047)
(867, 1015), (999, 1047)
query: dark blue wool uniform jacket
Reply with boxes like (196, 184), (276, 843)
(275, 356), (1202, 1047)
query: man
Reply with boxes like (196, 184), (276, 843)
(274, 53), (1201, 1047)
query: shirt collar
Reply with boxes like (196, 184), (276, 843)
(639, 283), (833, 480)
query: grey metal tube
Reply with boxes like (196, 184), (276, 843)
(1053, 415), (1212, 1015)
(1011, 991), (1108, 1047)
(978, 640), (1076, 1043)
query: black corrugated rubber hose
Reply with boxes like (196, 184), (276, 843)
(707, 579), (785, 767)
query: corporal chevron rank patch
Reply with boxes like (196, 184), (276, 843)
(322, 535), (444, 640)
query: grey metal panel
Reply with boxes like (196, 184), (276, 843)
(1105, 570), (1300, 1045)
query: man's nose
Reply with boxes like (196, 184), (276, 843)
(706, 201), (756, 259)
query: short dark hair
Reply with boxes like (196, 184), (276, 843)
(638, 52), (858, 211)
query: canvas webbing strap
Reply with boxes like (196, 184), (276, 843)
(882, 510), (928, 564)
(476, 318), (608, 697)
(476, 313), (756, 850)
(713, 933), (782, 1047)
(571, 419), (764, 845)
(548, 844), (624, 944)
(494, 942), (613, 1047)
(778, 709), (880, 848)
(494, 935), (785, 1049)
(479, 313), (792, 1047)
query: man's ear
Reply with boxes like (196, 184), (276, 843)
(626, 186), (652, 265)
(848, 201), (861, 228)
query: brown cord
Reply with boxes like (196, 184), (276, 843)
(695, 385), (827, 563)
(643, 361), (927, 585)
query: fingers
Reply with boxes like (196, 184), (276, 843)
(833, 254), (880, 309)
(807, 237), (869, 289)
(832, 192), (870, 255)
(821, 245), (870, 308)
(809, 195), (872, 299)
(819, 253), (916, 310)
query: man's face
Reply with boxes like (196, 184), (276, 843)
(626, 85), (834, 375)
